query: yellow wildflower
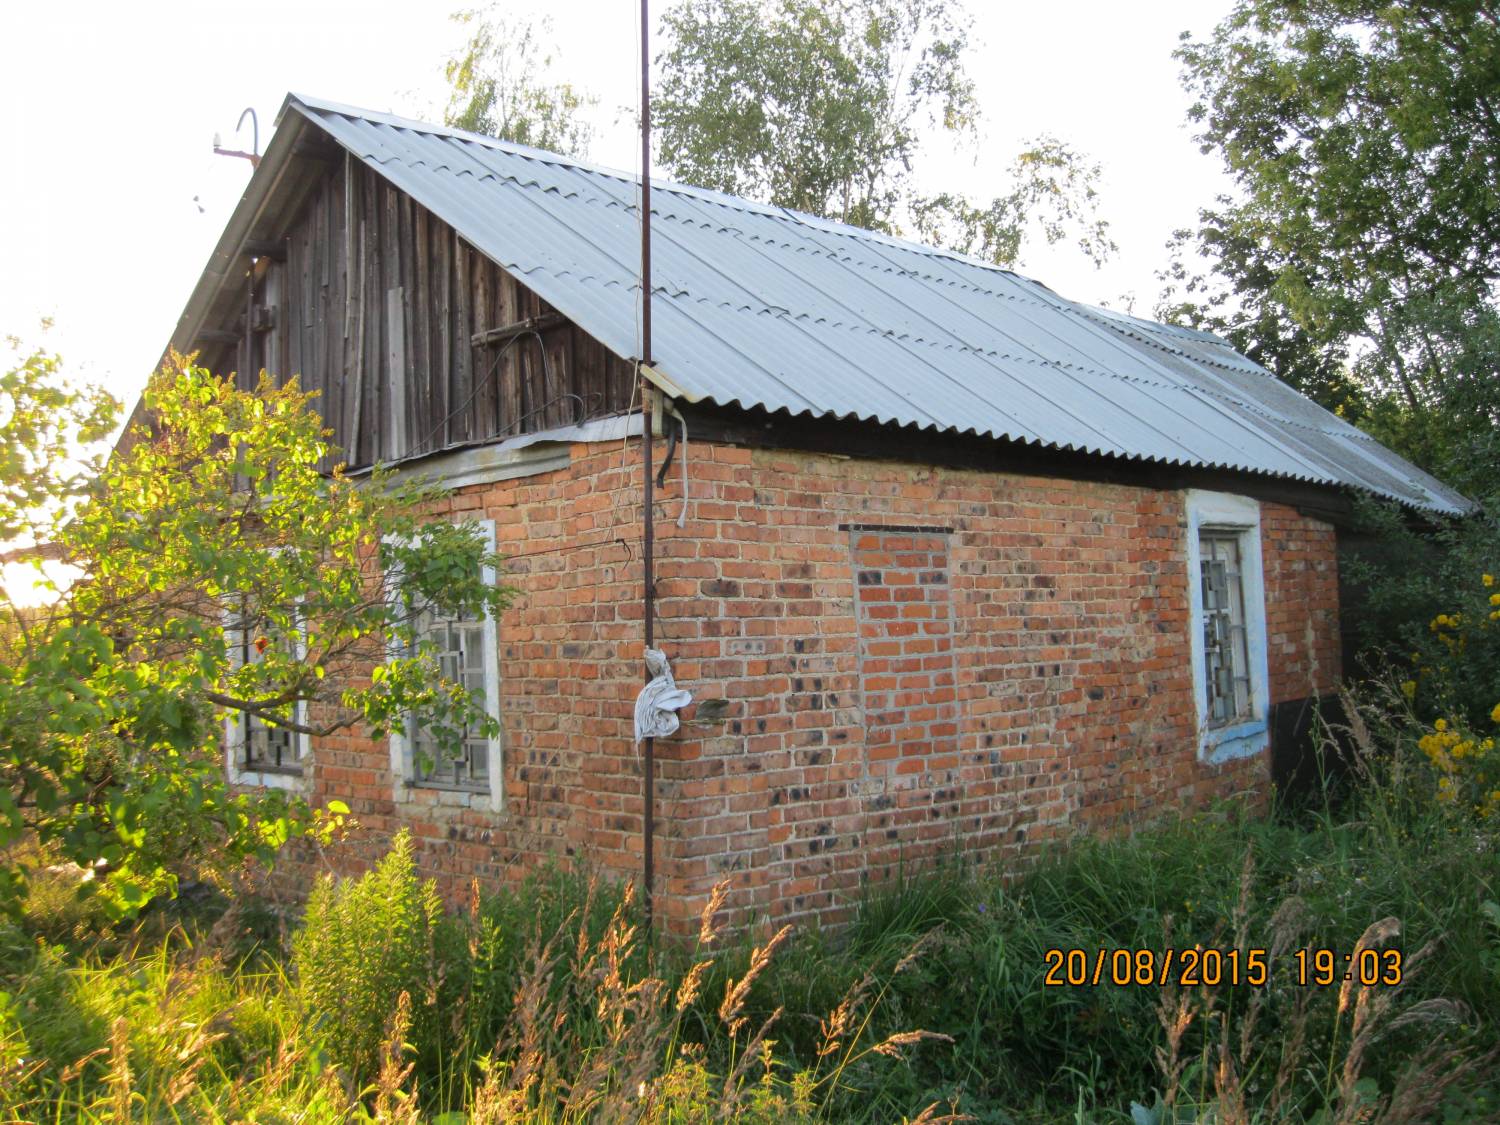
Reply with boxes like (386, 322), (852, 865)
(1491, 701), (1500, 724)
(1401, 680), (1417, 700)
(1485, 574), (1495, 587)
(1435, 718), (1448, 732)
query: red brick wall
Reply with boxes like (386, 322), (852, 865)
(851, 529), (960, 776)
(1261, 504), (1342, 703)
(279, 439), (650, 899)
(279, 436), (1341, 935)
(647, 445), (1341, 933)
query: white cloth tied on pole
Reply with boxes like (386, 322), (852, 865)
(634, 647), (693, 743)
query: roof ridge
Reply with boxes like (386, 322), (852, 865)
(287, 94), (1074, 298)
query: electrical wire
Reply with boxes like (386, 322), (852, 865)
(415, 333), (524, 454)
(414, 327), (584, 457)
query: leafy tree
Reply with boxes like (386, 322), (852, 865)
(444, 6), (597, 156)
(1165, 1), (1500, 496)
(655, 0), (977, 229)
(909, 138), (1115, 270)
(0, 345), (510, 915)
(654, 0), (1115, 267)
(435, 0), (1112, 267)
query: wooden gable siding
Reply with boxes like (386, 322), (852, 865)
(234, 154), (636, 469)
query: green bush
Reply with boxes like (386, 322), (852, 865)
(292, 828), (442, 1084)
(1342, 499), (1500, 714)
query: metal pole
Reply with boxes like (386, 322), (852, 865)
(640, 0), (656, 930)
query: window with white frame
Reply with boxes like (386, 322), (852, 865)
(224, 609), (309, 787)
(406, 609), (494, 790)
(1185, 492), (1270, 762)
(387, 519), (502, 805)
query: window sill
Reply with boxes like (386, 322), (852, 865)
(231, 768), (305, 790)
(1200, 717), (1268, 765)
(406, 778), (491, 795)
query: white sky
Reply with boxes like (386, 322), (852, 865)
(0, 0), (1235, 412)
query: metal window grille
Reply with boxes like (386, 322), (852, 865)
(238, 628), (302, 774)
(409, 612), (492, 791)
(1199, 531), (1253, 727)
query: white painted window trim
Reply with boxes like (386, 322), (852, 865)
(385, 517), (504, 812)
(223, 601), (311, 791)
(1184, 490), (1270, 764)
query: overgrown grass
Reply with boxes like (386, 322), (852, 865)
(704, 696), (1500, 1122)
(3, 700), (1498, 1122)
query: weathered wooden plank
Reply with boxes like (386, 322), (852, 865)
(322, 169), (345, 467)
(302, 203), (315, 333)
(278, 237), (290, 387)
(495, 269), (520, 437)
(320, 183), (332, 295)
(341, 155), (358, 454)
(611, 351), (634, 413)
(348, 218), (367, 466)
(470, 311), (565, 348)
(521, 286), (543, 433)
(385, 285), (407, 458)
(236, 271), (250, 391)
(413, 206), (432, 454)
(546, 306), (569, 428)
(473, 248), (493, 440)
(397, 192), (415, 455)
(570, 323), (589, 422)
(362, 166), (382, 465)
(286, 234), (303, 389)
(452, 233), (471, 445)
(433, 212), (451, 449)
(310, 176), (328, 429)
(262, 267), (282, 388)
(244, 276), (258, 382)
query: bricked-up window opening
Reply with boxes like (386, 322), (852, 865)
(849, 528), (960, 772)
(407, 610), (493, 790)
(1199, 531), (1253, 726)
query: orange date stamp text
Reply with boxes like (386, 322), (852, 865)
(1042, 947), (1403, 988)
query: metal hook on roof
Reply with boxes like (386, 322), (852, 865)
(213, 108), (261, 169)
(237, 107), (260, 157)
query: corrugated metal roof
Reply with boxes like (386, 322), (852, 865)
(282, 93), (1470, 516)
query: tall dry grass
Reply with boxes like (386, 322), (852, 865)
(0, 854), (956, 1123)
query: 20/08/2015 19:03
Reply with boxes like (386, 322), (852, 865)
(1042, 946), (1404, 988)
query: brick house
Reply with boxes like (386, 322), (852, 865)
(161, 95), (1468, 933)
